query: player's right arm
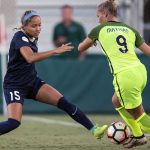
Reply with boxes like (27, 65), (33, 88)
(78, 37), (94, 52)
(20, 43), (73, 64)
(139, 42), (150, 57)
(78, 25), (100, 52)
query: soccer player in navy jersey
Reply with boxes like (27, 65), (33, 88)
(1, 10), (107, 139)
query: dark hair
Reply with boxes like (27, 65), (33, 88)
(61, 4), (73, 10)
(14, 10), (39, 30)
(21, 10), (39, 26)
(97, 0), (117, 17)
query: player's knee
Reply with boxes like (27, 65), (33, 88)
(8, 118), (21, 130)
(112, 95), (117, 105)
(112, 95), (121, 108)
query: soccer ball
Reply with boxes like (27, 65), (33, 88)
(107, 121), (131, 144)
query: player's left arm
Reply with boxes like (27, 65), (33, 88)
(78, 37), (94, 52)
(134, 29), (150, 57)
(139, 42), (150, 57)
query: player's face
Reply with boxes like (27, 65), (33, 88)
(97, 10), (108, 24)
(23, 16), (41, 38)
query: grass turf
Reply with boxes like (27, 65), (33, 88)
(0, 114), (150, 150)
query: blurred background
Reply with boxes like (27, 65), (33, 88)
(0, 0), (150, 114)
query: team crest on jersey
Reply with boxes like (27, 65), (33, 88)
(22, 36), (29, 42)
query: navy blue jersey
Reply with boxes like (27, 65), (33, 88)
(4, 31), (38, 88)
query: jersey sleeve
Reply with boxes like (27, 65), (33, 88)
(134, 30), (145, 48)
(15, 32), (30, 49)
(88, 25), (101, 42)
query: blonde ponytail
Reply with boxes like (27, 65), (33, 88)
(97, 0), (117, 16)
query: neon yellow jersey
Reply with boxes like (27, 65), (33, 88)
(88, 22), (144, 74)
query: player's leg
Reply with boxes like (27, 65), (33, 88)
(112, 94), (147, 148)
(127, 65), (150, 133)
(0, 103), (22, 135)
(127, 105), (150, 133)
(0, 88), (24, 135)
(123, 104), (148, 148)
(127, 104), (144, 119)
(112, 65), (148, 148)
(112, 65), (149, 136)
(117, 65), (150, 134)
(112, 93), (144, 138)
(33, 81), (107, 139)
(7, 103), (22, 122)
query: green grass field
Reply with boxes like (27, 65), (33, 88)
(0, 114), (150, 150)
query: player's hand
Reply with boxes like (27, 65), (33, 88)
(55, 43), (74, 54)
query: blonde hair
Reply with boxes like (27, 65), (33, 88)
(97, 0), (117, 16)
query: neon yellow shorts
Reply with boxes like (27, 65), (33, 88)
(113, 64), (147, 109)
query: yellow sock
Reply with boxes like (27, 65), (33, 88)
(116, 106), (143, 137)
(136, 112), (150, 133)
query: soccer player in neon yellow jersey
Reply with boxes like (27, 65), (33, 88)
(79, 0), (150, 148)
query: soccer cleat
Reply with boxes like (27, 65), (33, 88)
(123, 134), (147, 148)
(92, 124), (108, 139)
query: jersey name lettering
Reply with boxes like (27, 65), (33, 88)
(107, 28), (128, 33)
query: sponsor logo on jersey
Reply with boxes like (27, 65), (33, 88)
(22, 36), (29, 42)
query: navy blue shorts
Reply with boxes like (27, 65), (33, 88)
(3, 77), (46, 105)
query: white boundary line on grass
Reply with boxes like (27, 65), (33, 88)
(23, 115), (82, 128)
(23, 116), (150, 137)
(145, 134), (150, 137)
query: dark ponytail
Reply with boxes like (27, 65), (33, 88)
(14, 10), (39, 30)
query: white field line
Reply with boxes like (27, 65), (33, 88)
(145, 134), (150, 137)
(23, 116), (150, 137)
(23, 115), (82, 128)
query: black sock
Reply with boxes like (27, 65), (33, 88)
(0, 118), (20, 135)
(57, 97), (94, 130)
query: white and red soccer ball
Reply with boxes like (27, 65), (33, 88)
(107, 121), (131, 144)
